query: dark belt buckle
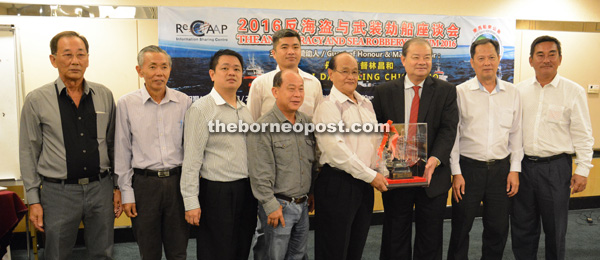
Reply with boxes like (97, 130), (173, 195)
(292, 195), (308, 204)
(78, 178), (90, 185)
(157, 170), (170, 178)
(486, 160), (496, 166)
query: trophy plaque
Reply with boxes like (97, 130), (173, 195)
(378, 120), (428, 188)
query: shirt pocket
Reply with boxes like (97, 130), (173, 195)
(302, 138), (316, 164)
(95, 111), (108, 140)
(273, 139), (293, 166)
(168, 112), (185, 149)
(499, 109), (514, 129)
(545, 104), (566, 124)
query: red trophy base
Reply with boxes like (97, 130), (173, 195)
(386, 176), (428, 189)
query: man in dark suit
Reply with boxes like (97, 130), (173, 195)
(373, 38), (458, 260)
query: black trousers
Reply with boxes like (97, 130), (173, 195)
(511, 155), (572, 260)
(380, 185), (448, 260)
(132, 173), (189, 260)
(314, 164), (374, 260)
(196, 178), (257, 260)
(447, 156), (510, 260)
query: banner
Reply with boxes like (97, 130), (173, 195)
(158, 7), (515, 101)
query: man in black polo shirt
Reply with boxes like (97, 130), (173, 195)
(19, 31), (121, 260)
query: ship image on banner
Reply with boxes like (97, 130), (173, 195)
(158, 7), (515, 101)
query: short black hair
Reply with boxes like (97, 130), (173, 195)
(470, 38), (500, 58)
(327, 51), (352, 70)
(272, 29), (301, 49)
(273, 70), (283, 88)
(50, 31), (89, 55)
(530, 35), (562, 57)
(402, 38), (431, 57)
(209, 49), (244, 71)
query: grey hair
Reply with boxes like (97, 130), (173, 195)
(137, 45), (172, 67)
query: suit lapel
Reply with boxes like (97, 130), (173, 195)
(418, 77), (435, 122)
(393, 77), (406, 123)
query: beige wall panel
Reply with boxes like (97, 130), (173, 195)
(5, 0), (600, 21)
(135, 19), (159, 89)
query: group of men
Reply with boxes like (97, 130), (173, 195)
(19, 28), (593, 260)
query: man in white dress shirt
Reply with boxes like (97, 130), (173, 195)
(247, 28), (323, 120)
(511, 35), (594, 260)
(313, 52), (388, 260)
(447, 39), (522, 260)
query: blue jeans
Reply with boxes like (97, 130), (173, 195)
(258, 198), (309, 260)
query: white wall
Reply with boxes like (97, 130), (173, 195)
(0, 29), (20, 180)
(0, 16), (142, 99)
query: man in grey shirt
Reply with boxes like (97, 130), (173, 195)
(19, 31), (120, 260)
(115, 45), (191, 259)
(181, 49), (257, 259)
(248, 70), (317, 259)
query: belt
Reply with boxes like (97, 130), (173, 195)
(524, 154), (570, 163)
(133, 166), (181, 177)
(460, 155), (510, 167)
(43, 170), (109, 185)
(275, 194), (308, 204)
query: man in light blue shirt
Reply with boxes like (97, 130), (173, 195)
(115, 45), (192, 260)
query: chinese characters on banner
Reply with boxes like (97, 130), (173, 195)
(158, 7), (515, 101)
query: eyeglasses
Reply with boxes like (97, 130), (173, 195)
(334, 69), (362, 78)
(55, 53), (89, 61)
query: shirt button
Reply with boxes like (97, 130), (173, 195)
(80, 133), (84, 136)
(83, 150), (86, 153)
(78, 117), (82, 120)
(83, 167), (87, 171)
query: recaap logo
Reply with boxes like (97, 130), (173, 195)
(175, 20), (228, 37)
(190, 20), (207, 36)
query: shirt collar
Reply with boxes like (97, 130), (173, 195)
(141, 85), (179, 104)
(404, 76), (425, 90)
(55, 77), (93, 95)
(330, 85), (366, 105)
(474, 77), (503, 93)
(533, 73), (560, 88)
(209, 88), (245, 108)
(271, 104), (305, 124)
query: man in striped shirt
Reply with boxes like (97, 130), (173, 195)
(181, 49), (258, 260)
(115, 45), (192, 259)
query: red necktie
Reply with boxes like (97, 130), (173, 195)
(409, 86), (420, 124)
(407, 86), (420, 165)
